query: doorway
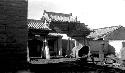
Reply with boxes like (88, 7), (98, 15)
(28, 39), (43, 57)
(48, 39), (56, 56)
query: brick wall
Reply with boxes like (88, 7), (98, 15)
(0, 0), (28, 71)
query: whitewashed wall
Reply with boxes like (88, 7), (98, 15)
(109, 40), (125, 59)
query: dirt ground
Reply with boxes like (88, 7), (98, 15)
(27, 58), (125, 73)
(3, 58), (125, 73)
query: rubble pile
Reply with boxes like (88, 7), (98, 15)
(102, 55), (125, 70)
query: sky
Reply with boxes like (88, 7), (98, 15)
(28, 0), (125, 29)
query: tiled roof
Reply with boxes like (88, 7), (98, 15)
(42, 10), (77, 22)
(87, 25), (122, 40)
(105, 26), (125, 40)
(27, 19), (51, 30)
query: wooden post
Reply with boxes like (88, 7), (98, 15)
(45, 38), (50, 59)
(43, 38), (50, 59)
(74, 40), (77, 58)
(27, 43), (30, 62)
(58, 37), (62, 56)
(54, 39), (58, 55)
(74, 40), (79, 58)
(66, 37), (72, 57)
(99, 43), (105, 65)
(41, 40), (44, 58)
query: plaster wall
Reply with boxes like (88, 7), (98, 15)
(109, 40), (125, 59)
